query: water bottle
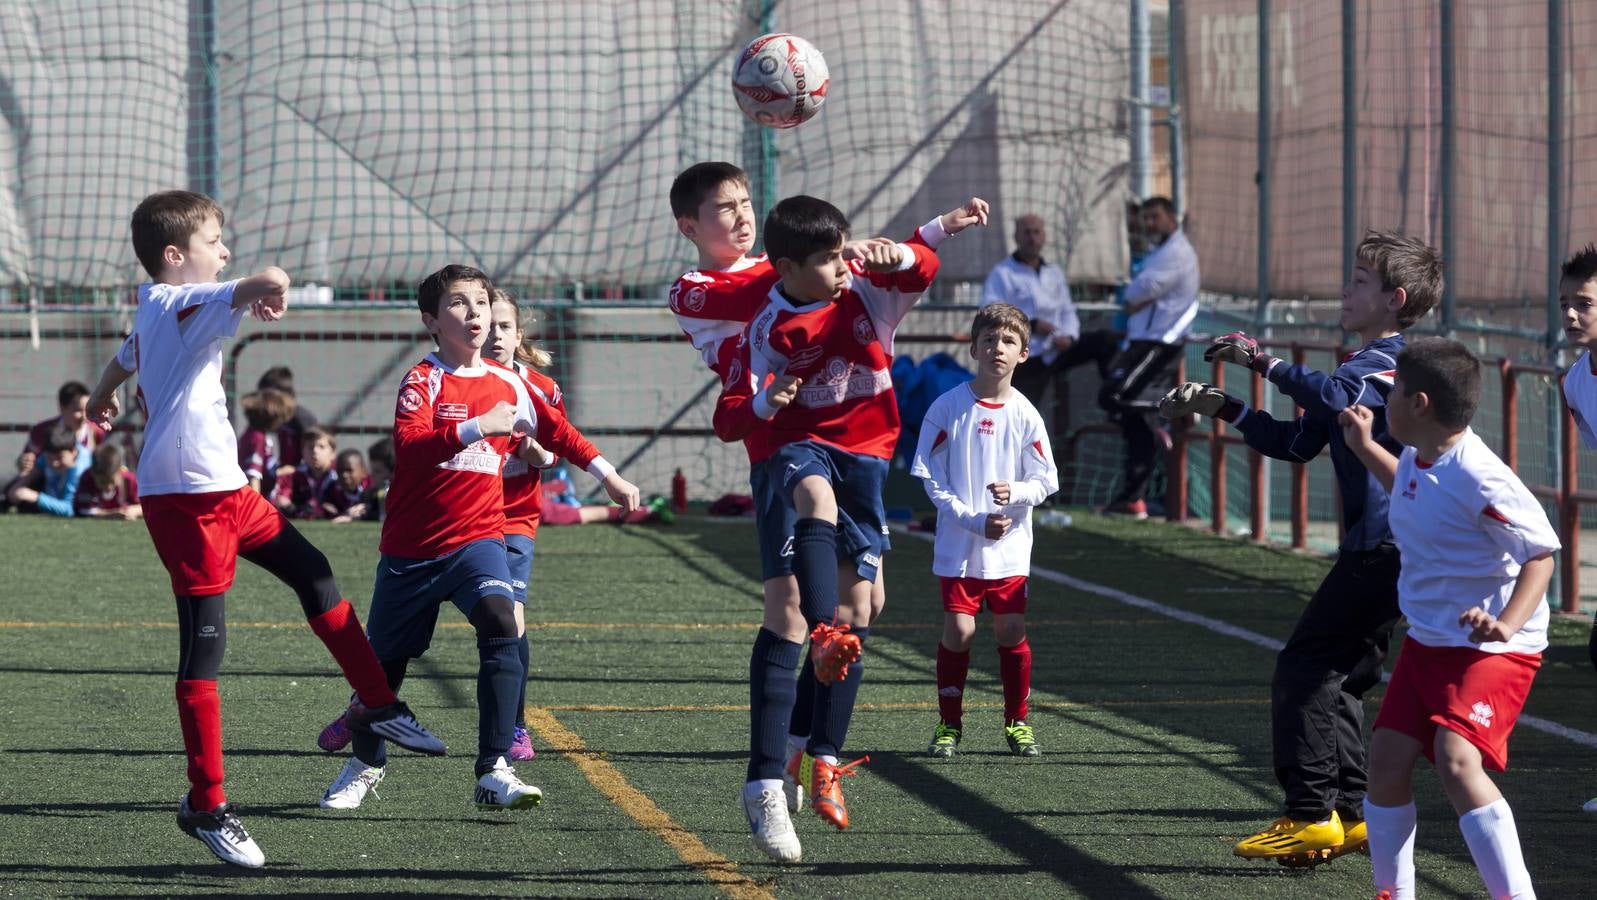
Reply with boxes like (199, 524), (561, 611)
(672, 468), (688, 513)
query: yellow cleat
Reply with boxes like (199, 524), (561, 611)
(1233, 811), (1345, 865)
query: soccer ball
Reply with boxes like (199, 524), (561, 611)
(732, 33), (830, 129)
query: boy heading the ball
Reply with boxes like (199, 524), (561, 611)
(1160, 231), (1442, 866)
(911, 303), (1058, 760)
(83, 190), (444, 868)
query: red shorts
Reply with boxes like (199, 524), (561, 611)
(142, 487), (285, 596)
(1373, 636), (1541, 772)
(940, 576), (1028, 616)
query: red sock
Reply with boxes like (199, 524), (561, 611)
(935, 644), (970, 728)
(309, 600), (398, 708)
(175, 680), (225, 811)
(997, 639), (1032, 722)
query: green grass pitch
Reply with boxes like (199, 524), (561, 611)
(1, 512), (1592, 897)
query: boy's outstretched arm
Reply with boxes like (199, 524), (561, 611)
(230, 266), (292, 321)
(1207, 330), (1396, 415)
(1338, 405), (1397, 491)
(1160, 382), (1331, 463)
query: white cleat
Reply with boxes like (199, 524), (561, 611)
(474, 757), (543, 810)
(743, 785), (802, 864)
(320, 758), (385, 809)
(177, 794), (266, 868)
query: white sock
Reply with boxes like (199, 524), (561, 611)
(1459, 798), (1536, 899)
(1366, 800), (1417, 899)
(818, 754), (839, 766)
(744, 778), (783, 800)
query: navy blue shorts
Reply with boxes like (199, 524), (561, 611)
(365, 538), (515, 660)
(767, 440), (889, 582)
(504, 534), (535, 604)
(750, 462), (797, 581)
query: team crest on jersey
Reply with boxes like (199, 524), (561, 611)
(436, 402), (469, 421)
(978, 417), (996, 435)
(823, 356), (851, 384)
(853, 314), (876, 345)
(398, 387), (423, 412)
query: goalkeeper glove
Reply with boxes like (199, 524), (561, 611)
(1159, 382), (1246, 422)
(1203, 331), (1280, 375)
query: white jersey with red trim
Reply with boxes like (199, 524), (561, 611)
(669, 255), (777, 373)
(713, 241), (941, 460)
(114, 280), (248, 496)
(381, 354), (587, 559)
(910, 383), (1059, 579)
(1389, 429), (1561, 653)
(1562, 350), (1597, 449)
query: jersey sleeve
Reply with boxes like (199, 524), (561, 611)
(392, 369), (468, 467)
(114, 334), (139, 373)
(712, 331), (774, 443)
(1476, 474), (1562, 563)
(1011, 409), (1060, 506)
(853, 241), (941, 345)
(1267, 349), (1397, 417)
(910, 401), (987, 536)
(1564, 370), (1597, 449)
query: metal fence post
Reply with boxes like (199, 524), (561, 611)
(1169, 0), (1186, 215)
(186, 0), (219, 197)
(1342, 0), (1357, 279)
(1254, 0), (1271, 327)
(1548, 0), (1565, 351)
(1131, 0), (1152, 200)
(1439, 0), (1456, 334)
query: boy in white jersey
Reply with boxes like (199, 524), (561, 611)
(1341, 338), (1557, 900)
(911, 304), (1058, 758)
(82, 190), (444, 869)
(1556, 244), (1597, 812)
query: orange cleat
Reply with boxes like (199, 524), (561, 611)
(809, 622), (862, 685)
(802, 753), (869, 830)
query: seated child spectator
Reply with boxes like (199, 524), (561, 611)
(258, 365), (319, 470)
(283, 427), (338, 519)
(328, 448), (371, 523)
(362, 437), (394, 522)
(239, 388), (296, 500)
(6, 425), (91, 516)
(8, 381), (107, 504)
(537, 470), (673, 526)
(75, 442), (142, 520)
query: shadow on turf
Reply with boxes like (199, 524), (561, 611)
(0, 861), (719, 891)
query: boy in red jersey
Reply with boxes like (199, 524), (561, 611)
(715, 194), (980, 854)
(318, 265), (636, 813)
(672, 163), (987, 862)
(83, 190), (443, 868)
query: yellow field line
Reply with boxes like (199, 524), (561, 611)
(524, 706), (774, 900)
(0, 617), (1166, 631)
(540, 697), (1269, 714)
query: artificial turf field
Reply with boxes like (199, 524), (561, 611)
(2, 511), (1594, 898)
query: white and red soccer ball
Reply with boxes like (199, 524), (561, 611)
(732, 33), (830, 129)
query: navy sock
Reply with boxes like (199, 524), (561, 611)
(515, 633), (531, 729)
(793, 518), (840, 627)
(352, 730), (386, 768)
(747, 628), (803, 782)
(789, 652), (817, 745)
(808, 626), (869, 759)
(476, 635), (524, 775)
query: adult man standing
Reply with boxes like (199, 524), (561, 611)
(1098, 196), (1199, 518)
(982, 215), (1117, 449)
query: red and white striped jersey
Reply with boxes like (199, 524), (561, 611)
(502, 362), (605, 539)
(380, 354), (587, 559)
(713, 241), (940, 461)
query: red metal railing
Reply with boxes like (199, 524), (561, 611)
(1156, 341), (1588, 613)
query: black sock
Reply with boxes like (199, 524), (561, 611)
(515, 633), (530, 730)
(808, 626), (869, 759)
(475, 636), (523, 775)
(789, 652), (817, 748)
(747, 628), (803, 782)
(793, 518), (839, 627)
